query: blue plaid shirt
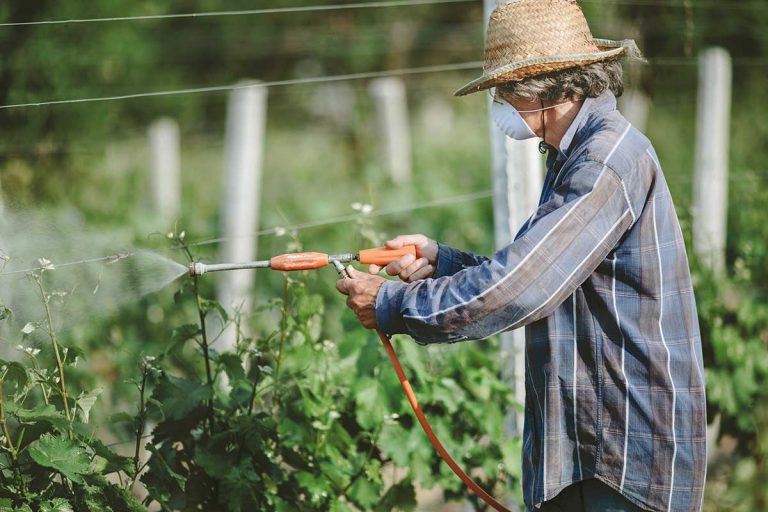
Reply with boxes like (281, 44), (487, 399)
(376, 92), (707, 511)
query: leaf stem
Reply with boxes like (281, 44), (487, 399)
(131, 364), (149, 490)
(271, 278), (290, 418)
(181, 244), (215, 436)
(35, 273), (73, 438)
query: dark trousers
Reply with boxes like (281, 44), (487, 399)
(531, 479), (645, 512)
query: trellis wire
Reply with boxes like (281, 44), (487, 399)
(0, 190), (492, 276)
(0, 0), (477, 27)
(0, 0), (762, 28)
(0, 61), (483, 110)
(179, 189), (493, 249)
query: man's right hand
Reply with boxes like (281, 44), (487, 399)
(369, 234), (438, 283)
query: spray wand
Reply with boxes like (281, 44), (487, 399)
(189, 245), (511, 512)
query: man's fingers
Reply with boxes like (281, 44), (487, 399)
(335, 278), (350, 295)
(385, 253), (415, 276)
(385, 234), (427, 250)
(346, 265), (366, 279)
(368, 264), (382, 274)
(408, 264), (434, 282)
(399, 257), (429, 281)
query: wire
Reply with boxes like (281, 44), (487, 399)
(0, 61), (482, 110)
(181, 189), (492, 249)
(0, 253), (136, 278)
(0, 0), (477, 28)
(184, 190), (492, 248)
(580, 0), (765, 9)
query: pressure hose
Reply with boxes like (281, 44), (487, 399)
(375, 328), (510, 511)
(191, 247), (511, 511)
(331, 259), (510, 512)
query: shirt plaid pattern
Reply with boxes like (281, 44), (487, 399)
(376, 92), (707, 511)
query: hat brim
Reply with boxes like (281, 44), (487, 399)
(454, 39), (628, 97)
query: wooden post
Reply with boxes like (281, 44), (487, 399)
(693, 47), (731, 273)
(148, 118), (181, 226)
(369, 77), (412, 185)
(484, 0), (544, 440)
(217, 81), (267, 352)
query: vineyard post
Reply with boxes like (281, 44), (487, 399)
(693, 47), (731, 273)
(619, 89), (650, 133)
(148, 117), (181, 226)
(485, 0), (542, 505)
(693, 47), (732, 463)
(217, 81), (267, 352)
(369, 77), (412, 185)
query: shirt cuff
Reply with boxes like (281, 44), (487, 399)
(433, 242), (467, 278)
(375, 280), (409, 335)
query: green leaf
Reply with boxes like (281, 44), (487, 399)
(0, 304), (12, 321)
(375, 479), (416, 511)
(0, 359), (28, 393)
(84, 437), (135, 477)
(28, 433), (93, 484)
(76, 387), (103, 423)
(150, 374), (210, 420)
(201, 298), (229, 322)
(108, 412), (134, 424)
(353, 378), (390, 430)
(216, 352), (246, 382)
(166, 323), (202, 354)
(40, 498), (73, 512)
(171, 323), (201, 343)
(4, 402), (69, 432)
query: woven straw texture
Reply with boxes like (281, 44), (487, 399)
(455, 0), (634, 96)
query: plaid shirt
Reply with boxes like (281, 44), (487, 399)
(376, 92), (707, 511)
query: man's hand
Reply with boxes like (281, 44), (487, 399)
(368, 234), (438, 283)
(336, 266), (386, 329)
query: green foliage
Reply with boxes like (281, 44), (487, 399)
(137, 235), (520, 510)
(0, 271), (144, 511)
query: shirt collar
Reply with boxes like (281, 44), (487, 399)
(555, 91), (617, 161)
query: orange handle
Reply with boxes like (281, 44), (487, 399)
(358, 245), (417, 266)
(270, 252), (329, 271)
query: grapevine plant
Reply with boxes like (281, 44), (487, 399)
(0, 232), (522, 511)
(0, 266), (144, 511)
(141, 232), (521, 510)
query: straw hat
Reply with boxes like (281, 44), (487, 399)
(455, 0), (640, 96)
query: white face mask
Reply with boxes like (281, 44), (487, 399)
(491, 96), (537, 140)
(491, 94), (572, 141)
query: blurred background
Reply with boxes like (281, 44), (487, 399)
(0, 0), (766, 510)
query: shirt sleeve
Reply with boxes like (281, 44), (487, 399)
(375, 161), (636, 344)
(432, 242), (490, 278)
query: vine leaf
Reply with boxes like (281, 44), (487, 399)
(76, 387), (103, 423)
(28, 433), (93, 484)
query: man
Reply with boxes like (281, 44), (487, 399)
(336, 1), (707, 510)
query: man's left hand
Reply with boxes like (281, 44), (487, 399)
(336, 266), (386, 329)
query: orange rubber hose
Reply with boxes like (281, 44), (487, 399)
(376, 329), (511, 512)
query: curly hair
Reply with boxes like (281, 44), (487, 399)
(497, 59), (625, 102)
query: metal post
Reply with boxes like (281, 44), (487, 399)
(370, 77), (412, 185)
(148, 118), (181, 226)
(693, 47), (731, 273)
(217, 81), (267, 351)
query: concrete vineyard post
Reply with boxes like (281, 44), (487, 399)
(148, 117), (181, 226)
(693, 47), (731, 273)
(484, 1), (542, 508)
(217, 81), (267, 352)
(369, 77), (412, 185)
(693, 47), (732, 464)
(619, 89), (650, 133)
